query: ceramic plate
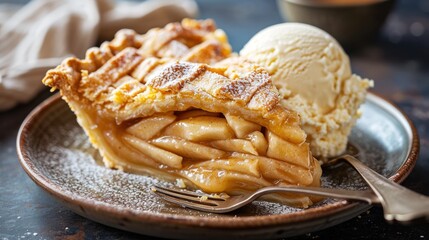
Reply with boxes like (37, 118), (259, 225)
(17, 93), (419, 239)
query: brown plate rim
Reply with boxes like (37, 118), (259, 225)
(16, 92), (419, 229)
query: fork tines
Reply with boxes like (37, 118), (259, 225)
(152, 185), (228, 207)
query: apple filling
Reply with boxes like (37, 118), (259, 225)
(79, 106), (320, 203)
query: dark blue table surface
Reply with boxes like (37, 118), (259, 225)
(1, 0), (429, 239)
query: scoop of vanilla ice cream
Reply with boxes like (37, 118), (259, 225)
(240, 23), (373, 158)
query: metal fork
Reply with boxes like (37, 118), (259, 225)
(152, 185), (379, 213)
(153, 154), (429, 222)
(329, 154), (429, 221)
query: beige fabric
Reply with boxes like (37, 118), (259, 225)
(0, 0), (198, 111)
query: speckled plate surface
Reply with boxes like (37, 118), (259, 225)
(17, 93), (419, 240)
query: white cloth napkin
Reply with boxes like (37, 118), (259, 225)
(0, 0), (198, 111)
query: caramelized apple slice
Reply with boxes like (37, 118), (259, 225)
(180, 168), (270, 193)
(233, 153), (314, 185)
(265, 130), (311, 168)
(247, 131), (268, 155)
(126, 113), (176, 140)
(224, 114), (261, 138)
(123, 134), (182, 169)
(188, 158), (260, 177)
(151, 136), (226, 160)
(162, 116), (235, 141)
(209, 139), (258, 155)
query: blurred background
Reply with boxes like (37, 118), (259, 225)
(1, 0), (428, 105)
(1, 0), (428, 239)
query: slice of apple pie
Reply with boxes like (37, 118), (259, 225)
(42, 20), (321, 207)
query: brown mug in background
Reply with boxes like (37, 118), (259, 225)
(277, 0), (396, 48)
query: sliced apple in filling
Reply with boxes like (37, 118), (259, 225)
(150, 136), (226, 160)
(209, 139), (258, 155)
(123, 134), (183, 169)
(162, 116), (235, 142)
(247, 131), (268, 155)
(125, 113), (176, 140)
(224, 114), (261, 138)
(42, 31), (322, 207)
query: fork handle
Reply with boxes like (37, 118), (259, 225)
(342, 155), (429, 222)
(252, 186), (378, 204)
